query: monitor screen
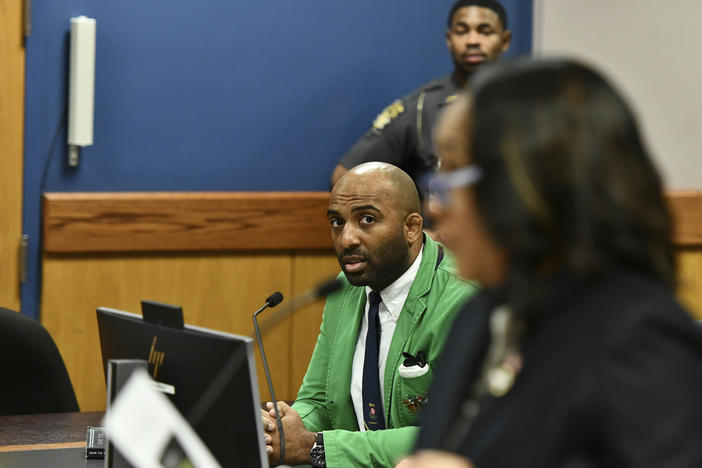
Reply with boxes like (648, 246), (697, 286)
(96, 307), (268, 468)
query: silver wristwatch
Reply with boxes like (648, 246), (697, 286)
(310, 432), (326, 467)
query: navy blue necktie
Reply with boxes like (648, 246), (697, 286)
(362, 290), (386, 430)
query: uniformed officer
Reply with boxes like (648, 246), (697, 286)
(330, 0), (512, 187)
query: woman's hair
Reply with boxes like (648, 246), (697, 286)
(466, 58), (675, 316)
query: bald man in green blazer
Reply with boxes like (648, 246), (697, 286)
(262, 163), (476, 467)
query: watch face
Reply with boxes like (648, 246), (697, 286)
(310, 446), (326, 467)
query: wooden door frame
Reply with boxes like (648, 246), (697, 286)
(0, 0), (26, 311)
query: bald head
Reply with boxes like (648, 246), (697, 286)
(333, 162), (421, 218)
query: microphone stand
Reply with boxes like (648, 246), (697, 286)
(161, 280), (340, 467)
(253, 293), (286, 465)
(251, 279), (341, 465)
(162, 295), (283, 468)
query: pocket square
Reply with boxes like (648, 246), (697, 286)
(398, 362), (429, 378)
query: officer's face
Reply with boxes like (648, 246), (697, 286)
(327, 171), (412, 292)
(445, 6), (512, 75)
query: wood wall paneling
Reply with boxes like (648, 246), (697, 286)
(288, 254), (343, 397)
(0, 0), (25, 310)
(42, 191), (701, 251)
(38, 191), (702, 412)
(677, 248), (702, 320)
(41, 252), (296, 411)
(669, 191), (702, 246)
(42, 192), (333, 252)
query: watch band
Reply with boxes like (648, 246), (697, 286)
(310, 432), (326, 468)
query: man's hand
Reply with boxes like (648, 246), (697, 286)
(260, 408), (277, 455)
(395, 450), (473, 468)
(263, 401), (317, 466)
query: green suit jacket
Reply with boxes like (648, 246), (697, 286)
(293, 235), (477, 467)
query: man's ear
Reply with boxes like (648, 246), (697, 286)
(404, 213), (424, 244)
(445, 29), (452, 51)
(501, 30), (512, 52)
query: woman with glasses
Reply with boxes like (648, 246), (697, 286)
(398, 59), (702, 467)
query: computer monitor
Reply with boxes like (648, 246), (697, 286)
(96, 307), (269, 468)
(141, 300), (184, 329)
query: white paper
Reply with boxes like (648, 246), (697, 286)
(102, 369), (220, 468)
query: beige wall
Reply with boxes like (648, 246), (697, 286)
(534, 0), (702, 190)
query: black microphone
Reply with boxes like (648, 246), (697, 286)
(252, 291), (287, 465)
(251, 277), (343, 465)
(256, 277), (343, 336)
(265, 291), (284, 308)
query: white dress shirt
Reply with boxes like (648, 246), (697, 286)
(350, 246), (423, 431)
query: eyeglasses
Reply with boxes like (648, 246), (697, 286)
(422, 165), (483, 207)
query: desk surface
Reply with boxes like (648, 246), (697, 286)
(0, 412), (104, 467)
(0, 411), (103, 450)
(0, 447), (103, 467)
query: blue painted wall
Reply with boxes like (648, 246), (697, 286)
(22, 0), (533, 318)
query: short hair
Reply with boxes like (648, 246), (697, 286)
(465, 58), (675, 315)
(448, 0), (508, 30)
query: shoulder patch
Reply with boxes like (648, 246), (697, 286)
(442, 94), (458, 105)
(371, 99), (405, 135)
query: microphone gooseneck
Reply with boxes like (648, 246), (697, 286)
(253, 292), (285, 465)
(252, 277), (343, 465)
(256, 277), (343, 336)
(165, 291), (293, 467)
(314, 277), (343, 298)
(180, 295), (283, 467)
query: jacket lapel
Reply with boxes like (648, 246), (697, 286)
(327, 286), (366, 429)
(383, 236), (438, 424)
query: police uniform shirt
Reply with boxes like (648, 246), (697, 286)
(339, 73), (462, 181)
